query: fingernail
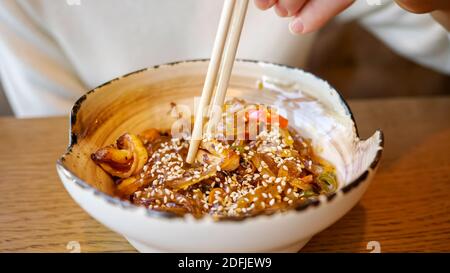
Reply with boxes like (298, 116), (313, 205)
(290, 18), (304, 34)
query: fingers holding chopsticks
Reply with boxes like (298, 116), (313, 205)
(254, 0), (355, 34)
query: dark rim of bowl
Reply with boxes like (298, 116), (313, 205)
(57, 59), (384, 222)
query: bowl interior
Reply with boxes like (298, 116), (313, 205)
(60, 60), (382, 198)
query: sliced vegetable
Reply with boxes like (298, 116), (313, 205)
(316, 172), (338, 193)
(251, 153), (276, 177)
(196, 149), (221, 166)
(117, 176), (143, 196)
(200, 139), (240, 171)
(280, 128), (294, 147)
(165, 167), (217, 191)
(139, 128), (161, 143)
(208, 188), (226, 205)
(277, 149), (299, 158)
(91, 133), (148, 178)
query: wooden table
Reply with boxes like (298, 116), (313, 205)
(1, 96), (449, 253)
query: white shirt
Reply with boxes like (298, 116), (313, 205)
(0, 0), (449, 117)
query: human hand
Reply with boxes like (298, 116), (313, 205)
(395, 0), (450, 31)
(254, 0), (450, 34)
(253, 0), (355, 34)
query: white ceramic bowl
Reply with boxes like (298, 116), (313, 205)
(56, 60), (383, 252)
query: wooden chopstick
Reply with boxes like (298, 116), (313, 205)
(206, 0), (249, 135)
(186, 0), (248, 164)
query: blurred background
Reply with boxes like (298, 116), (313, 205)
(0, 2), (449, 117)
(0, 82), (11, 116)
(306, 22), (450, 98)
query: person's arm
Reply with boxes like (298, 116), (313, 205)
(395, 0), (450, 31)
(0, 0), (85, 118)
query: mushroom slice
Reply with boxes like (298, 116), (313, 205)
(165, 167), (217, 191)
(116, 175), (143, 196)
(196, 149), (222, 166)
(92, 133), (148, 178)
(200, 139), (240, 171)
(139, 128), (161, 144)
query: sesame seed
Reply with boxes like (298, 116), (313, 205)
(119, 116), (328, 219)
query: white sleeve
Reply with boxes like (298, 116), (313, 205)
(339, 0), (450, 75)
(0, 0), (86, 118)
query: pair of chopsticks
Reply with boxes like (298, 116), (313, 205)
(186, 0), (249, 164)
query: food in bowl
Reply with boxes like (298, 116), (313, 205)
(91, 98), (337, 219)
(57, 60), (383, 252)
